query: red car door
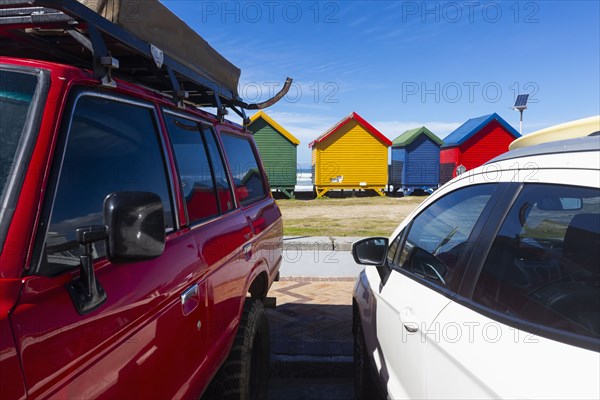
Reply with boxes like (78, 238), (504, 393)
(218, 132), (283, 284)
(11, 92), (209, 399)
(161, 112), (253, 374)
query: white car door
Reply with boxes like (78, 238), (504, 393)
(375, 268), (450, 398)
(374, 183), (502, 399)
(427, 174), (600, 399)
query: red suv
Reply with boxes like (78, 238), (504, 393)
(0, 1), (288, 399)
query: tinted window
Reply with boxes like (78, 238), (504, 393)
(203, 127), (234, 212)
(0, 70), (38, 201)
(165, 114), (219, 223)
(220, 134), (266, 205)
(474, 184), (600, 340)
(398, 184), (497, 289)
(387, 230), (403, 268)
(42, 95), (174, 275)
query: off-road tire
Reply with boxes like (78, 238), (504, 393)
(218, 298), (270, 400)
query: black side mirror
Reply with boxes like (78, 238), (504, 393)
(352, 237), (389, 266)
(67, 192), (166, 314)
(353, 237), (391, 286)
(104, 192), (166, 263)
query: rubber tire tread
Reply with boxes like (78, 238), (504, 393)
(219, 298), (269, 400)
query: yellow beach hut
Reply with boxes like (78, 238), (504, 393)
(309, 112), (392, 198)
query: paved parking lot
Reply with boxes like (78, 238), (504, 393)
(267, 278), (356, 400)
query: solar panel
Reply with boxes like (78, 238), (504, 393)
(514, 94), (529, 108)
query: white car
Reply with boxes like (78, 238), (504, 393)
(352, 135), (600, 399)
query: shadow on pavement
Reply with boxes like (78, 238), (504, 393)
(267, 303), (354, 400)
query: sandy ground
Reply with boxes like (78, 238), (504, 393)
(277, 196), (426, 237)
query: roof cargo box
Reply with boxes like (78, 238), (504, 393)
(79, 0), (240, 96)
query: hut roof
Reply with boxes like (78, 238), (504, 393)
(442, 113), (520, 149)
(308, 112), (392, 148)
(249, 111), (300, 145)
(392, 126), (443, 148)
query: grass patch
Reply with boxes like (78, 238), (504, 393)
(277, 195), (426, 237)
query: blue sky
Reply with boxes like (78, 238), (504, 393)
(163, 1), (600, 166)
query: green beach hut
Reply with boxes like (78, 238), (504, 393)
(248, 111), (300, 199)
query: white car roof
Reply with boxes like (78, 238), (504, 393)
(491, 136), (600, 165)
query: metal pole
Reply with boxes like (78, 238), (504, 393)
(520, 109), (523, 134)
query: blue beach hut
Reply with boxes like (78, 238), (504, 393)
(390, 126), (443, 195)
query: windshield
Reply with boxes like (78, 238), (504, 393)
(0, 70), (38, 196)
(0, 67), (45, 253)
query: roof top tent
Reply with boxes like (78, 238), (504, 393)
(440, 113), (520, 185)
(0, 0), (292, 117)
(309, 112), (392, 199)
(247, 111), (300, 199)
(390, 126), (443, 196)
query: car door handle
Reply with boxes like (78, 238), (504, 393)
(181, 284), (200, 316)
(243, 243), (252, 260)
(400, 308), (419, 333)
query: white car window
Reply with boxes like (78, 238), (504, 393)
(473, 184), (600, 341)
(397, 184), (498, 289)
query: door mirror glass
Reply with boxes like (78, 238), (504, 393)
(352, 237), (389, 266)
(104, 192), (166, 263)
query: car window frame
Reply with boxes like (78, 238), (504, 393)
(0, 65), (50, 255)
(218, 130), (268, 208)
(389, 183), (507, 299)
(387, 226), (409, 270)
(458, 181), (600, 352)
(30, 90), (178, 276)
(162, 108), (237, 227)
(200, 125), (238, 213)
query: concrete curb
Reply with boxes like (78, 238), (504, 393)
(282, 236), (364, 252)
(278, 277), (356, 282)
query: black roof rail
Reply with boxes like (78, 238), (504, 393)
(0, 0), (291, 116)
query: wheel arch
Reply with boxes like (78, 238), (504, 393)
(247, 269), (269, 300)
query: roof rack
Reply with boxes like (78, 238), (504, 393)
(0, 0), (291, 120)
